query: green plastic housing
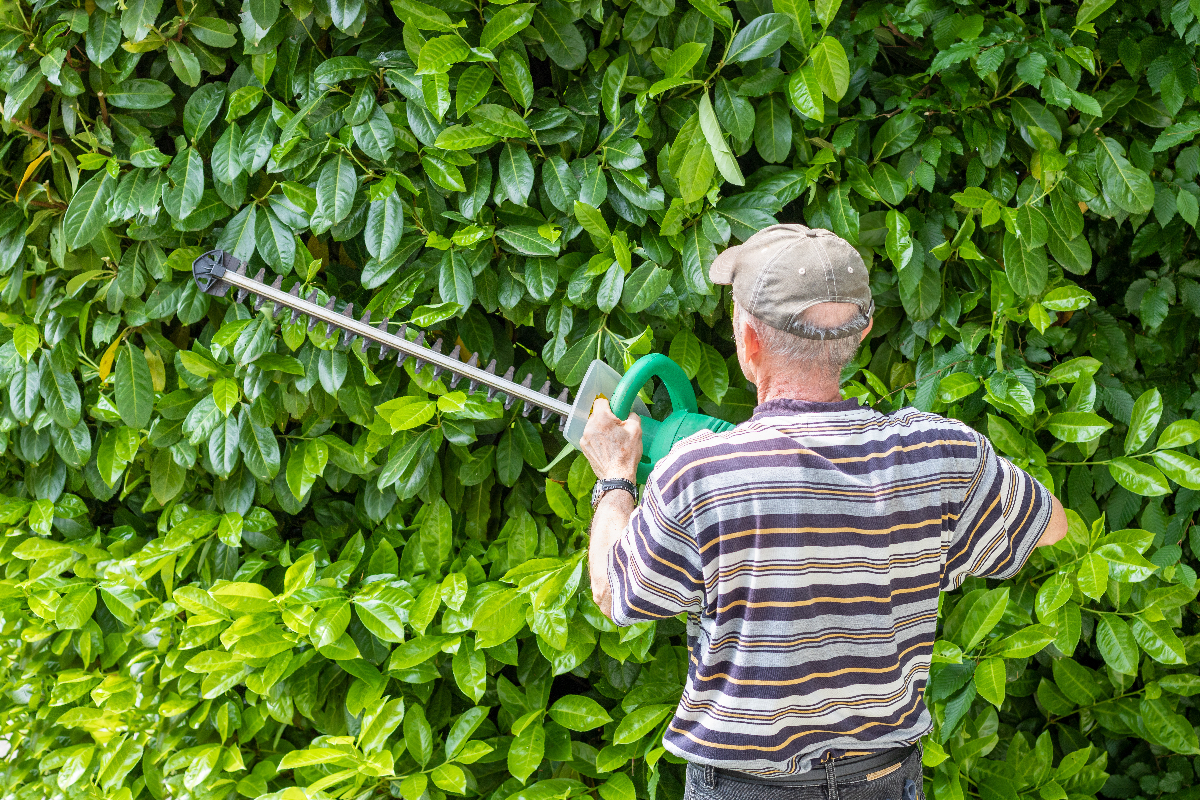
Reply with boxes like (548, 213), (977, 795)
(609, 354), (737, 483)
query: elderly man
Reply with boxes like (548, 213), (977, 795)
(579, 225), (1067, 800)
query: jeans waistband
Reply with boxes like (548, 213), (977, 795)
(710, 745), (917, 787)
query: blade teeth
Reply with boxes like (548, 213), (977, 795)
(462, 352), (479, 391)
(499, 367), (516, 407)
(316, 296), (336, 334)
(309, 294), (332, 331)
(542, 386), (568, 424)
(484, 360), (499, 401)
(395, 324), (409, 367)
(412, 332), (426, 371)
(431, 339), (446, 378)
(236, 286), (250, 303)
(447, 348), (466, 388)
(377, 318), (391, 357)
(359, 311), (373, 352)
(236, 261), (248, 276)
(267, 275), (284, 315)
(339, 303), (356, 346)
(251, 270), (269, 310)
(288, 284), (302, 323)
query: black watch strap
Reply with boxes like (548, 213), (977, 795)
(591, 478), (638, 509)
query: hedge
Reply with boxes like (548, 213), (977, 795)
(2, 0), (1200, 796)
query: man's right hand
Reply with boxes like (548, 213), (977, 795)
(579, 398), (643, 483)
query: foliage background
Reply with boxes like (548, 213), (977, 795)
(3, 0), (1200, 795)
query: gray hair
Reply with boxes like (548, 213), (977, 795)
(733, 302), (868, 383)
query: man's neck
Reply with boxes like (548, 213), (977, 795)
(756, 377), (844, 405)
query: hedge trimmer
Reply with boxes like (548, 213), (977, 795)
(193, 250), (734, 481)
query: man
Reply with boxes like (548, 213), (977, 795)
(578, 225), (1067, 799)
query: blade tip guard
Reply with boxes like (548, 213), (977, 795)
(192, 249), (236, 297)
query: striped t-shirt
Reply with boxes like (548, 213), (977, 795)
(607, 397), (1051, 775)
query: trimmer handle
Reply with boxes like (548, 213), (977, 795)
(609, 353), (733, 483)
(610, 354), (697, 421)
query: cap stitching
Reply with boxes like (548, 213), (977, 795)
(818, 236), (837, 301)
(750, 237), (803, 314)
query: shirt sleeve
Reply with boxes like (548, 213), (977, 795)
(941, 431), (1053, 590)
(606, 476), (704, 626)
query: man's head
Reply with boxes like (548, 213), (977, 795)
(710, 225), (874, 391)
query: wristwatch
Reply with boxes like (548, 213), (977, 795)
(591, 478), (638, 509)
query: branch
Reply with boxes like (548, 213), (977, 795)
(12, 121), (68, 145)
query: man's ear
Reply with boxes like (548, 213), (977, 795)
(740, 316), (762, 379)
(858, 316), (874, 342)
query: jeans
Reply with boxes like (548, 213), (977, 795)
(683, 748), (925, 800)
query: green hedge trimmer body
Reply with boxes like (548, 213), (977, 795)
(193, 250), (734, 483)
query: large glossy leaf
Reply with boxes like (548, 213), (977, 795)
(63, 172), (115, 249)
(727, 14), (793, 62)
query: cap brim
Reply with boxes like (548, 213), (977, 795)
(709, 246), (737, 284)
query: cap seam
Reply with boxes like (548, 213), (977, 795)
(750, 237), (804, 317)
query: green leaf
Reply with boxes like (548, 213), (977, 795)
(1153, 450), (1200, 490)
(1142, 697), (1200, 754)
(1130, 618), (1186, 665)
(1095, 137), (1155, 214)
(1096, 615), (1139, 675)
(815, 0), (842, 25)
(481, 3), (535, 49)
(507, 721), (545, 783)
(549, 695), (613, 731)
(114, 345), (154, 430)
(317, 155), (358, 224)
(1108, 457), (1171, 496)
(390, 0), (454, 30)
(873, 113), (922, 160)
(1096, 542), (1159, 581)
(956, 587), (1009, 651)
(1045, 412), (1112, 442)
(613, 705), (673, 745)
(788, 64), (824, 121)
(1003, 232), (1048, 297)
(727, 14), (793, 63)
(470, 104), (532, 139)
(106, 79), (175, 109)
(1125, 388), (1162, 454)
(417, 34), (470, 74)
(63, 171), (115, 249)
(810, 36), (850, 100)
(698, 93), (744, 186)
(974, 658), (1005, 707)
(1077, 0), (1117, 24)
(1045, 356), (1102, 385)
(534, 10), (586, 70)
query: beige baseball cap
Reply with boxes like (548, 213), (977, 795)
(710, 224), (874, 340)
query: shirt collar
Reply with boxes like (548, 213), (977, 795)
(750, 396), (864, 419)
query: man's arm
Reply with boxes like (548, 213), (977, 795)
(578, 399), (643, 620)
(1037, 493), (1068, 548)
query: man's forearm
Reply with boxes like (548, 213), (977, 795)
(589, 490), (637, 619)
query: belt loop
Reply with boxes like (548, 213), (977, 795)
(703, 765), (716, 790)
(824, 759), (838, 800)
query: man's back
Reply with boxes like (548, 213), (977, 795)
(607, 397), (1051, 775)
